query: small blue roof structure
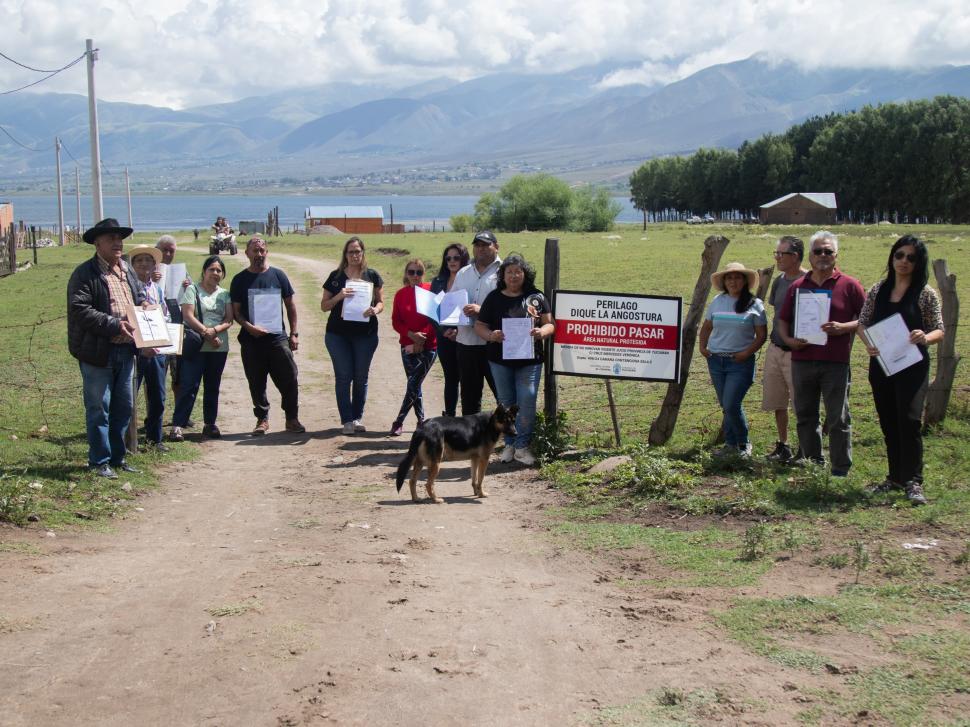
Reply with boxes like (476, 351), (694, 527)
(760, 193), (837, 209)
(306, 206), (384, 219)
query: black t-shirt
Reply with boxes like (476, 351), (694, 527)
(229, 266), (295, 343)
(322, 268), (384, 337)
(477, 288), (550, 367)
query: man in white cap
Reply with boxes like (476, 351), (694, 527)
(67, 218), (145, 479)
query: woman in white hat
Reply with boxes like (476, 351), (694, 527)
(699, 262), (768, 457)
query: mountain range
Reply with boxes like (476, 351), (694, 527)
(2, 56), (969, 190)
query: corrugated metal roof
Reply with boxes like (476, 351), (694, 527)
(761, 193), (837, 209)
(306, 206), (384, 219)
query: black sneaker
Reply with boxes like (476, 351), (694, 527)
(114, 461), (140, 474)
(867, 478), (901, 495)
(905, 481), (928, 506)
(766, 441), (794, 463)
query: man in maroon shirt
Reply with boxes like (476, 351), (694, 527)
(777, 231), (866, 476)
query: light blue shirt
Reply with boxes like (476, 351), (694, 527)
(704, 293), (767, 353)
(453, 257), (502, 346)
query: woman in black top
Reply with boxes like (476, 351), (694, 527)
(429, 242), (470, 417)
(320, 237), (385, 435)
(474, 253), (555, 466)
(858, 234), (943, 505)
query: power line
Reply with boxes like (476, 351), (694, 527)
(0, 123), (54, 152)
(0, 50), (63, 73)
(0, 53), (86, 96)
(60, 139), (82, 165)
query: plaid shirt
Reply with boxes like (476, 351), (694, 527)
(97, 254), (136, 343)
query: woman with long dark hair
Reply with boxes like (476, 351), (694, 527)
(858, 234), (943, 505)
(430, 242), (470, 417)
(699, 262), (768, 457)
(320, 237), (385, 435)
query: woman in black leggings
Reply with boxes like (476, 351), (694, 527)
(429, 242), (469, 417)
(858, 234), (944, 505)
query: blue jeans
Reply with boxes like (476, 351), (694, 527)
(707, 354), (756, 448)
(79, 343), (135, 467)
(174, 351), (229, 427)
(135, 353), (167, 444)
(488, 362), (542, 449)
(325, 332), (379, 424)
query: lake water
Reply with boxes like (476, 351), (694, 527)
(2, 193), (639, 231)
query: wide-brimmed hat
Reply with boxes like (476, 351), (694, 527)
(126, 245), (162, 265)
(472, 230), (497, 246)
(83, 218), (133, 244)
(711, 262), (758, 290)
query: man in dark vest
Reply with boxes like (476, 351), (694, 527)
(67, 219), (146, 479)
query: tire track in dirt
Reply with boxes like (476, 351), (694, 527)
(0, 248), (815, 726)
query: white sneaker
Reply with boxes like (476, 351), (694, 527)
(342, 422), (355, 435)
(498, 446), (515, 463)
(353, 420), (366, 432)
(513, 447), (536, 466)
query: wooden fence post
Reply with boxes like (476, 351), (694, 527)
(543, 237), (559, 422)
(925, 259), (960, 424)
(649, 235), (730, 445)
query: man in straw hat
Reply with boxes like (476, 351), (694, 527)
(67, 218), (146, 479)
(777, 230), (866, 476)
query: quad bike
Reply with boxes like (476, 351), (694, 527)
(209, 229), (237, 255)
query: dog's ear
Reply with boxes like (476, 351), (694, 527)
(495, 403), (506, 415)
(508, 404), (519, 418)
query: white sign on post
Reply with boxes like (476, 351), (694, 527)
(552, 290), (682, 382)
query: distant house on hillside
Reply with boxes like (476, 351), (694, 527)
(305, 205), (385, 235)
(760, 193), (837, 225)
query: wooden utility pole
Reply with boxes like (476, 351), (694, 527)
(649, 235), (730, 445)
(75, 167), (82, 242)
(124, 166), (132, 226)
(54, 138), (66, 245)
(86, 39), (104, 221)
(543, 237), (559, 421)
(925, 259), (960, 424)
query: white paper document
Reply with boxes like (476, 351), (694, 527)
(341, 280), (374, 322)
(502, 318), (534, 360)
(162, 263), (187, 300)
(130, 305), (172, 347)
(157, 324), (184, 355)
(414, 286), (470, 326)
(249, 288), (284, 333)
(794, 290), (831, 345)
(862, 313), (924, 376)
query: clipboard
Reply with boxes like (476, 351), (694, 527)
(126, 304), (173, 348)
(157, 324), (184, 356)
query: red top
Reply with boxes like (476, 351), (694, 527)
(779, 269), (866, 363)
(391, 283), (438, 349)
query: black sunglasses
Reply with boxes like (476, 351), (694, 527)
(406, 269), (424, 276)
(445, 255), (462, 261)
(894, 251), (917, 263)
(812, 248), (836, 256)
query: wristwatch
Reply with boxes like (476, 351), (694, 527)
(290, 332), (299, 337)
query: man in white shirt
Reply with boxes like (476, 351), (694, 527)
(453, 231), (502, 415)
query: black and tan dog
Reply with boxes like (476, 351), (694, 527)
(395, 404), (518, 503)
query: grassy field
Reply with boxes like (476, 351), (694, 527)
(1, 222), (968, 724)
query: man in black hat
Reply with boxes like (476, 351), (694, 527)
(452, 230), (501, 415)
(67, 218), (146, 479)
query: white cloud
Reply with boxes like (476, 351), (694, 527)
(1, 0), (967, 108)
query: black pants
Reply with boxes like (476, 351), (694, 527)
(437, 336), (460, 416)
(869, 356), (929, 484)
(239, 335), (299, 421)
(457, 342), (496, 415)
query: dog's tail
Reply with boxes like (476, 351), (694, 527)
(396, 434), (422, 492)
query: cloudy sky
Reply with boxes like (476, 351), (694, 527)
(3, 0), (969, 109)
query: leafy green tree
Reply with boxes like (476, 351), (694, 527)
(569, 186), (622, 231)
(475, 174), (620, 231)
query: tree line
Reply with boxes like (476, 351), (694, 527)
(629, 95), (970, 224)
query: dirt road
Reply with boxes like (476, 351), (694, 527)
(0, 250), (805, 725)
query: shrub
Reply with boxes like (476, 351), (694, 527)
(449, 213), (474, 233)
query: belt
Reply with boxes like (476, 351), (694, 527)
(711, 351), (741, 357)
